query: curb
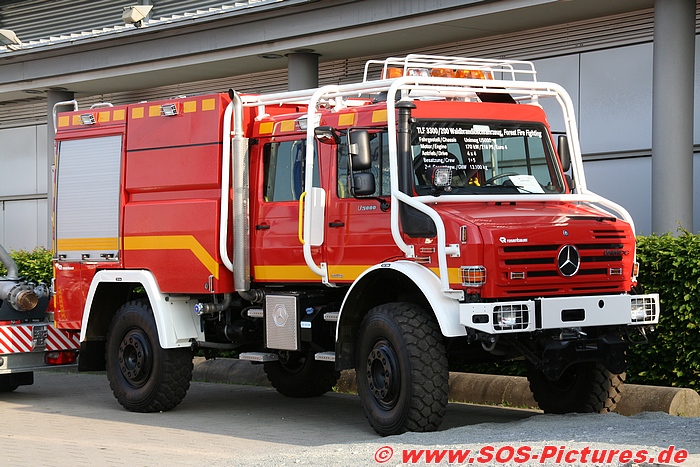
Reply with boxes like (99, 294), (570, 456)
(192, 357), (700, 417)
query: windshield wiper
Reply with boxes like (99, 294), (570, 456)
(512, 185), (538, 194)
(567, 215), (617, 222)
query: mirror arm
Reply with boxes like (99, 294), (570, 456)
(372, 197), (391, 212)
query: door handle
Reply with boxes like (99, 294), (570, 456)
(255, 224), (270, 230)
(328, 221), (345, 228)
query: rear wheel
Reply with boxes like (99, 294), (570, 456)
(0, 371), (32, 392)
(0, 374), (20, 392)
(526, 361), (625, 413)
(106, 300), (193, 412)
(263, 348), (339, 397)
(356, 302), (448, 436)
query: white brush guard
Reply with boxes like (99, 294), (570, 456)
(460, 293), (660, 334)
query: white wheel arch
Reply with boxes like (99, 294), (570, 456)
(337, 260), (468, 340)
(81, 270), (203, 349)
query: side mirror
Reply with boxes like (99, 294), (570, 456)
(557, 134), (571, 173)
(349, 130), (371, 171)
(352, 172), (376, 196)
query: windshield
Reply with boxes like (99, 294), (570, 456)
(412, 120), (565, 196)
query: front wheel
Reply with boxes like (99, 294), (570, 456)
(356, 303), (448, 436)
(106, 300), (193, 412)
(526, 361), (625, 414)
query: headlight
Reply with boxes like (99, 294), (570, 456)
(460, 266), (486, 287)
(493, 304), (529, 331)
(631, 297), (657, 322)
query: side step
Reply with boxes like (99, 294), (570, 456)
(246, 308), (264, 318)
(314, 351), (336, 362)
(239, 352), (279, 363)
(323, 312), (339, 322)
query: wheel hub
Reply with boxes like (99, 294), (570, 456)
(366, 340), (399, 408)
(118, 329), (151, 388)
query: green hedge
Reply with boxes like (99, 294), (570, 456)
(0, 247), (53, 284)
(626, 231), (700, 390)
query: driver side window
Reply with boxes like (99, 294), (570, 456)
(263, 139), (319, 202)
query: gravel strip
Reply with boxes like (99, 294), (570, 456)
(232, 411), (700, 467)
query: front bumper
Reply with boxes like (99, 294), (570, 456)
(460, 293), (659, 334)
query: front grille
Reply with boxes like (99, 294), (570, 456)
(498, 235), (631, 295)
(502, 243), (626, 255)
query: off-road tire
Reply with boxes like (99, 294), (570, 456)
(356, 302), (448, 436)
(106, 300), (193, 412)
(263, 348), (340, 398)
(0, 374), (20, 392)
(526, 361), (625, 414)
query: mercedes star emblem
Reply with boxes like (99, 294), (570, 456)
(557, 244), (580, 277)
(273, 304), (289, 327)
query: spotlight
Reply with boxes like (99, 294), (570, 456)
(122, 5), (153, 28)
(0, 29), (22, 50)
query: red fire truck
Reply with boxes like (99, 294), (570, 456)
(1, 244), (79, 391)
(52, 55), (659, 435)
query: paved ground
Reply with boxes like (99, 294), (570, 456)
(0, 369), (538, 466)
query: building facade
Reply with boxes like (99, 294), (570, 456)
(0, 0), (696, 251)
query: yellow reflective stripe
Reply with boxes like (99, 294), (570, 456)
(372, 109), (387, 123)
(338, 113), (355, 126)
(57, 237), (119, 251)
(124, 235), (219, 279)
(255, 264), (462, 284)
(280, 120), (295, 132)
(259, 122), (274, 134)
(332, 265), (461, 283)
(253, 265), (322, 281)
(57, 237), (118, 250)
(202, 98), (216, 111)
(183, 101), (197, 113)
(429, 267), (462, 284)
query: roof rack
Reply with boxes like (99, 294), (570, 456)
(233, 54), (547, 119)
(363, 54), (538, 83)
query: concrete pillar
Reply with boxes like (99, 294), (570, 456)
(651, 0), (695, 234)
(46, 90), (75, 245)
(287, 53), (319, 91)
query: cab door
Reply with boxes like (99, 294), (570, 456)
(250, 136), (323, 284)
(323, 131), (398, 284)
